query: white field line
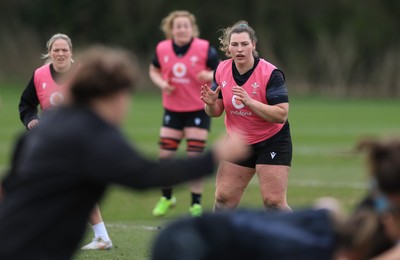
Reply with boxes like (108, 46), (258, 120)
(106, 223), (160, 231)
(289, 179), (367, 189)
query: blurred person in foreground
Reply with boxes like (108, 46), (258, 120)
(201, 21), (292, 211)
(152, 197), (393, 260)
(0, 46), (247, 260)
(357, 138), (400, 259)
(149, 10), (219, 217)
(16, 33), (112, 250)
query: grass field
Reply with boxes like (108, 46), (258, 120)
(0, 84), (399, 259)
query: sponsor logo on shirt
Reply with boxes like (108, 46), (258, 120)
(229, 110), (252, 116)
(172, 62), (187, 78)
(231, 95), (245, 109)
(42, 82), (47, 90)
(49, 92), (64, 107)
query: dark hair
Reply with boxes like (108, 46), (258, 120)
(70, 45), (138, 104)
(358, 138), (400, 194)
(336, 208), (393, 259)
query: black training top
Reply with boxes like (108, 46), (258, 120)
(152, 38), (220, 70)
(212, 57), (289, 105)
(0, 106), (215, 260)
(19, 63), (67, 129)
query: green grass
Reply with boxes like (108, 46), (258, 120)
(0, 84), (399, 259)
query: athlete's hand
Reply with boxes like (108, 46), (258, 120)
(197, 70), (213, 82)
(161, 81), (175, 95)
(200, 84), (220, 106)
(27, 119), (39, 130)
(232, 86), (253, 106)
(213, 134), (249, 162)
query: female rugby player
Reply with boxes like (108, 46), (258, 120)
(201, 21), (292, 211)
(149, 10), (219, 217)
(18, 33), (112, 250)
(0, 46), (247, 259)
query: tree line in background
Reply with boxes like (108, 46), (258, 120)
(1, 0), (399, 97)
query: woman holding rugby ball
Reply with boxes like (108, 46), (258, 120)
(201, 21), (292, 212)
(17, 33), (112, 250)
(149, 10), (219, 217)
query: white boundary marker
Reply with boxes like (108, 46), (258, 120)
(106, 223), (161, 231)
(289, 179), (366, 189)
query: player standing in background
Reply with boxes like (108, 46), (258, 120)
(201, 21), (292, 212)
(149, 10), (219, 217)
(17, 33), (112, 250)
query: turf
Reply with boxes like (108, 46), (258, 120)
(0, 84), (399, 259)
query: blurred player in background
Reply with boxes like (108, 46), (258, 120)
(17, 33), (112, 250)
(201, 21), (292, 211)
(0, 45), (247, 259)
(149, 10), (219, 217)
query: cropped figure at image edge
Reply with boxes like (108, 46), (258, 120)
(17, 33), (112, 250)
(0, 45), (248, 259)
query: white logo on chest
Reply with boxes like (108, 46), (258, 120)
(222, 81), (227, 88)
(190, 55), (199, 66)
(164, 56), (169, 63)
(42, 82), (47, 90)
(251, 82), (259, 95)
(172, 62), (187, 78)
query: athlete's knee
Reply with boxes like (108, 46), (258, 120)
(215, 189), (240, 209)
(159, 137), (181, 151)
(186, 139), (206, 153)
(262, 195), (288, 211)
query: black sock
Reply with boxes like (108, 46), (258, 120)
(191, 193), (202, 205)
(162, 188), (172, 200)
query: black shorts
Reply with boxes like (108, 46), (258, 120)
(162, 109), (211, 131)
(235, 122), (292, 168)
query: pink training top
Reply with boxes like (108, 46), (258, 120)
(215, 58), (285, 144)
(34, 64), (66, 111)
(156, 38), (211, 112)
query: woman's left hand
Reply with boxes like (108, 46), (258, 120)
(232, 86), (253, 106)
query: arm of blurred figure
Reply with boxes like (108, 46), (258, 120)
(19, 74), (40, 130)
(85, 130), (215, 189)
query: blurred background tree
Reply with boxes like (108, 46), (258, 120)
(1, 0), (399, 97)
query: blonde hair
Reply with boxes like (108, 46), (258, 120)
(161, 10), (199, 39)
(41, 33), (73, 64)
(219, 20), (258, 58)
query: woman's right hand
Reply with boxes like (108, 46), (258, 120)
(161, 82), (175, 95)
(28, 119), (39, 130)
(200, 84), (220, 106)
